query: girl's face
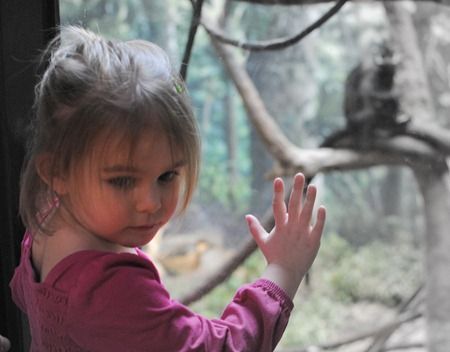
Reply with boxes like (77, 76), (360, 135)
(56, 129), (185, 250)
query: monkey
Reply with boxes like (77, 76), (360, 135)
(343, 40), (410, 149)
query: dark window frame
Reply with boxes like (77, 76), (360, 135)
(0, 1), (59, 350)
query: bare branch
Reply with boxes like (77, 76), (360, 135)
(202, 0), (348, 51)
(364, 285), (424, 352)
(208, 30), (446, 179)
(407, 121), (450, 153)
(231, 0), (443, 5)
(180, 0), (205, 80)
(383, 343), (425, 351)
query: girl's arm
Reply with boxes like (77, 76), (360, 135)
(246, 173), (326, 299)
(67, 253), (293, 352)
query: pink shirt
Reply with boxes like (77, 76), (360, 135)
(10, 232), (293, 351)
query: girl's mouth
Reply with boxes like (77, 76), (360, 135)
(130, 223), (160, 232)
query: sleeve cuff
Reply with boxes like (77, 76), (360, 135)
(252, 279), (294, 313)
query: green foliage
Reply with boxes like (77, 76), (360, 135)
(324, 237), (422, 306)
(281, 293), (348, 345)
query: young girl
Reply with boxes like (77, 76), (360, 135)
(10, 26), (326, 351)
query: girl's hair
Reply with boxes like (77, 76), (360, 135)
(20, 26), (200, 232)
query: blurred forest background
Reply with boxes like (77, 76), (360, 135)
(59, 0), (450, 350)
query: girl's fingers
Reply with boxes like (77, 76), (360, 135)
(287, 173), (305, 221)
(272, 178), (287, 226)
(298, 185), (317, 228)
(311, 205), (326, 240)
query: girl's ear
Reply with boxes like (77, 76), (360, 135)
(35, 153), (68, 195)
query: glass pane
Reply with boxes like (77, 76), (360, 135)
(57, 1), (450, 348)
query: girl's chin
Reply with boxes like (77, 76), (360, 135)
(124, 232), (158, 249)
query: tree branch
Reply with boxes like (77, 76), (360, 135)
(383, 343), (425, 351)
(232, 0), (444, 5)
(180, 0), (205, 80)
(364, 285), (424, 352)
(208, 29), (446, 179)
(407, 121), (450, 153)
(201, 0), (348, 51)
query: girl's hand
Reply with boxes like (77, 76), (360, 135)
(245, 173), (326, 299)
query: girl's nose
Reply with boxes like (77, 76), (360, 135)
(135, 187), (162, 214)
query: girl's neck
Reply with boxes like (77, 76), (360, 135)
(53, 206), (134, 253)
(32, 211), (135, 282)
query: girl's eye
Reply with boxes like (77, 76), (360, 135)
(108, 177), (136, 190)
(159, 171), (179, 184)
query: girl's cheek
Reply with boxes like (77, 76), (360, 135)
(171, 185), (181, 206)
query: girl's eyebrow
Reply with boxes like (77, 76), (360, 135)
(103, 160), (187, 173)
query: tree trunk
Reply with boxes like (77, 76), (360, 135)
(383, 1), (435, 123)
(412, 1), (450, 128)
(380, 167), (402, 218)
(413, 162), (450, 352)
(383, 2), (449, 351)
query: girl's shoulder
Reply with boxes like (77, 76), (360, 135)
(20, 229), (161, 292)
(46, 247), (161, 290)
(12, 232), (162, 311)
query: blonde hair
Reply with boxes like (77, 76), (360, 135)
(20, 26), (200, 232)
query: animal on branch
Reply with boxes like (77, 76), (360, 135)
(343, 40), (410, 149)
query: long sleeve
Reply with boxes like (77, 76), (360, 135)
(67, 253), (293, 351)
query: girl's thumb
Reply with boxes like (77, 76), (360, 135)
(245, 215), (265, 246)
